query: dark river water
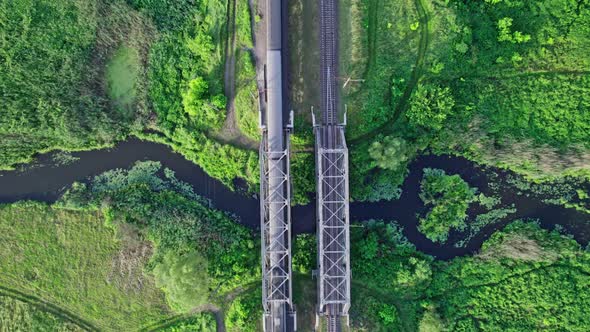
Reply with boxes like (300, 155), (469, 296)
(1, 138), (588, 259)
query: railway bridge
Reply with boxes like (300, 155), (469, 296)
(313, 0), (351, 329)
(259, 0), (349, 330)
(259, 0), (296, 331)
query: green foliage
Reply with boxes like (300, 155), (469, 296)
(346, 0), (590, 195)
(225, 287), (262, 332)
(350, 140), (407, 202)
(351, 219), (590, 330)
(418, 168), (477, 242)
(292, 234), (317, 273)
(430, 221), (590, 331)
(144, 0), (260, 190)
(157, 314), (216, 332)
(0, 202), (172, 330)
(418, 307), (444, 332)
(352, 220), (432, 294)
(126, 0), (195, 30)
(234, 49), (260, 140)
(153, 251), (211, 312)
(182, 77), (226, 130)
(291, 153), (315, 205)
(377, 303), (399, 326)
(84, 164), (259, 292)
(0, 0), (120, 169)
(368, 136), (411, 170)
(59, 161), (259, 298)
(342, 0), (420, 138)
(406, 84), (455, 132)
(422, 0), (590, 179)
(0, 296), (82, 332)
(147, 8), (224, 132)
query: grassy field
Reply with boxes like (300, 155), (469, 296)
(0, 202), (175, 331)
(107, 46), (140, 106)
(0, 0), (156, 170)
(0, 295), (83, 331)
(340, 0), (421, 139)
(234, 48), (260, 140)
(107, 46), (141, 112)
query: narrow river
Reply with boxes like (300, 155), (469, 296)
(1, 138), (588, 259)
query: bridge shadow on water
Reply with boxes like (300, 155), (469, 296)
(0, 138), (588, 260)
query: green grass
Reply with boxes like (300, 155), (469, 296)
(341, 0), (421, 139)
(234, 49), (260, 140)
(0, 202), (174, 331)
(0, 0), (156, 171)
(0, 295), (83, 331)
(150, 313), (217, 332)
(107, 46), (141, 111)
(292, 275), (317, 331)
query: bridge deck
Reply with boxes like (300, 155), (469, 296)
(316, 0), (351, 329)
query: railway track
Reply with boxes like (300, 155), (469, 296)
(316, 0), (350, 330)
(320, 0), (338, 125)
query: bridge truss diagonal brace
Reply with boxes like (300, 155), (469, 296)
(259, 130), (295, 314)
(315, 126), (351, 317)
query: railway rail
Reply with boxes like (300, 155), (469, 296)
(315, 0), (351, 329)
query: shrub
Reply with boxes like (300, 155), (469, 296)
(153, 250), (211, 312)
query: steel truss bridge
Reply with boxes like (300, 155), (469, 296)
(259, 0), (296, 330)
(314, 0), (351, 329)
(259, 0), (349, 330)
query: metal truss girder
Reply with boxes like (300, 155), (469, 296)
(260, 131), (294, 312)
(315, 126), (351, 317)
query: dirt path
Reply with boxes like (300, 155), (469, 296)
(366, 0), (380, 74)
(252, 0), (268, 122)
(349, 0), (431, 145)
(140, 304), (225, 332)
(214, 0), (258, 150)
(0, 285), (100, 331)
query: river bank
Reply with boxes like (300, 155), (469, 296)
(1, 138), (588, 259)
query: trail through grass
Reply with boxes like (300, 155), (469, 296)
(0, 202), (173, 331)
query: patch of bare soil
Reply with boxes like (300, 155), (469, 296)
(479, 234), (558, 262)
(106, 223), (154, 293)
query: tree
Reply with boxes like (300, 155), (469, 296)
(418, 168), (477, 242)
(406, 84), (455, 132)
(378, 303), (399, 326)
(419, 307), (445, 332)
(368, 136), (411, 170)
(182, 77), (226, 130)
(153, 250), (211, 312)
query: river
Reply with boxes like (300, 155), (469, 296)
(0, 138), (588, 259)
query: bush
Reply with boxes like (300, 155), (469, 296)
(368, 136), (411, 170)
(154, 251), (211, 312)
(406, 84), (455, 132)
(418, 168), (477, 243)
(292, 234), (317, 273)
(182, 77), (226, 130)
(225, 288), (262, 332)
